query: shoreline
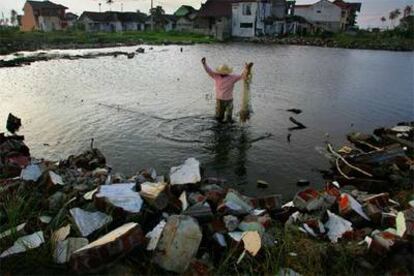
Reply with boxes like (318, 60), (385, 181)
(0, 116), (413, 274)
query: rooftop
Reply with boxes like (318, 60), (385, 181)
(27, 1), (67, 10)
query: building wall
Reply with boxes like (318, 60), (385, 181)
(295, 0), (341, 31)
(176, 17), (194, 32)
(232, 2), (258, 37)
(38, 16), (63, 31)
(21, 3), (37, 31)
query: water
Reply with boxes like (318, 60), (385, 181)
(1, 44), (413, 198)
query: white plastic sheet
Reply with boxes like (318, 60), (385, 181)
(324, 210), (353, 243)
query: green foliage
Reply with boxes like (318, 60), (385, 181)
(0, 29), (215, 55)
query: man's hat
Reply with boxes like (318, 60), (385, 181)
(216, 64), (233, 75)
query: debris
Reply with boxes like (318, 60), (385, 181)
(221, 189), (254, 215)
(54, 238), (89, 264)
(339, 193), (370, 221)
(140, 182), (168, 210)
(183, 202), (214, 221)
(0, 223), (26, 240)
(286, 108), (302, 114)
(288, 117), (306, 130)
(257, 179), (269, 188)
(0, 231), (45, 258)
(223, 215), (239, 231)
(51, 224), (71, 243)
(293, 188), (324, 211)
(47, 171), (64, 186)
(228, 231), (243, 242)
(179, 191), (188, 211)
(20, 164), (42, 182)
(213, 233), (227, 247)
(39, 215), (52, 224)
(242, 231), (261, 256)
(169, 158), (201, 185)
(83, 188), (98, 200)
(324, 210), (353, 243)
(70, 208), (112, 237)
(70, 222), (144, 273)
(6, 113), (22, 133)
(153, 215), (202, 273)
(296, 179), (310, 187)
(95, 183), (143, 214)
(145, 220), (166, 251)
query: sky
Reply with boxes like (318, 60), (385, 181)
(0, 0), (412, 28)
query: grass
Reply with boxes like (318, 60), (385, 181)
(0, 28), (216, 55)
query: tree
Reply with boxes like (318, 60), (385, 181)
(380, 16), (386, 28)
(389, 11), (396, 27)
(150, 5), (165, 17)
(403, 5), (412, 18)
(10, 9), (17, 26)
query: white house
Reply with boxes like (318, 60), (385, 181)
(78, 11), (146, 32)
(232, 0), (271, 37)
(294, 0), (342, 32)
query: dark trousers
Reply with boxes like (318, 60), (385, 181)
(216, 99), (233, 122)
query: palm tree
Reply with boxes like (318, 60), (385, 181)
(389, 11), (396, 27)
(380, 16), (386, 29)
(10, 9), (17, 26)
(403, 5), (412, 18)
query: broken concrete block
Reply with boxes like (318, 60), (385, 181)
(95, 183), (143, 214)
(145, 220), (166, 251)
(0, 231), (44, 258)
(179, 191), (188, 211)
(70, 222), (145, 273)
(54, 238), (89, 264)
(324, 210), (353, 243)
(140, 182), (168, 210)
(250, 194), (282, 211)
(51, 224), (71, 243)
(47, 171), (65, 186)
(169, 158), (201, 185)
(339, 193), (370, 221)
(0, 223), (26, 240)
(70, 208), (112, 237)
(183, 202), (213, 222)
(223, 215), (239, 232)
(153, 215), (202, 273)
(293, 188), (324, 211)
(220, 189), (254, 215)
(20, 164), (42, 182)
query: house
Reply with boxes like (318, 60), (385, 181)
(294, 0), (342, 32)
(231, 0), (298, 37)
(145, 14), (176, 31)
(294, 0), (361, 32)
(232, 0), (269, 37)
(78, 11), (147, 32)
(332, 0), (361, 30)
(174, 5), (198, 32)
(65, 12), (78, 28)
(21, 0), (68, 32)
(195, 0), (234, 40)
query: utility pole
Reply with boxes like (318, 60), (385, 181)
(99, 3), (102, 12)
(150, 0), (154, 31)
(121, 3), (123, 12)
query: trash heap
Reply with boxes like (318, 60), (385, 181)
(0, 115), (413, 275)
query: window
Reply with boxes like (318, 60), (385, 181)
(240, 22), (253, 28)
(316, 10), (321, 13)
(242, 4), (252, 15)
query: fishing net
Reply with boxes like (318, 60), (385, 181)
(239, 71), (253, 123)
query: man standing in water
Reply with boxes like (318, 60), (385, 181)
(202, 57), (253, 123)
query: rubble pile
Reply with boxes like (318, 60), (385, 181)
(0, 115), (413, 274)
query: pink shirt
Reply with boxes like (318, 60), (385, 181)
(203, 64), (246, 101)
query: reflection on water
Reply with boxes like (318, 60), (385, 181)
(0, 44), (413, 198)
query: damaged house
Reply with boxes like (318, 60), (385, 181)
(78, 11), (147, 32)
(21, 0), (68, 32)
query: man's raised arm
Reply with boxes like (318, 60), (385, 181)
(201, 57), (217, 78)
